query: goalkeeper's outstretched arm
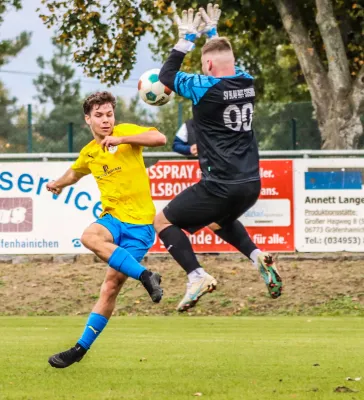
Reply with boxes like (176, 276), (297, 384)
(159, 7), (201, 98)
(159, 49), (186, 95)
(159, 4), (222, 104)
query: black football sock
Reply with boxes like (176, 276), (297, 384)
(75, 343), (88, 355)
(159, 225), (201, 274)
(214, 220), (258, 260)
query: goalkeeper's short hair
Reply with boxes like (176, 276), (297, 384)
(202, 37), (233, 55)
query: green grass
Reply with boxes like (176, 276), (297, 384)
(0, 317), (363, 400)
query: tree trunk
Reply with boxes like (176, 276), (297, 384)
(320, 62), (364, 149)
(273, 0), (364, 149)
(320, 106), (363, 149)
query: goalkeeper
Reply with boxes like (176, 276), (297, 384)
(154, 4), (283, 312)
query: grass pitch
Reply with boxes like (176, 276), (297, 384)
(0, 317), (363, 400)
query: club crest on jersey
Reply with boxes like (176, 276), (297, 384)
(108, 145), (118, 154)
(103, 165), (108, 173)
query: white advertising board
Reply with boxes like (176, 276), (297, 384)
(295, 158), (364, 252)
(0, 160), (295, 254)
(0, 162), (98, 254)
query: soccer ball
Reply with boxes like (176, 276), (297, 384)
(138, 68), (174, 106)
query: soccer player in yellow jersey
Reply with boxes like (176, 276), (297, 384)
(46, 91), (166, 368)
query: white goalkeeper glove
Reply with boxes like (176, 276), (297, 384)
(173, 8), (202, 53)
(198, 3), (222, 41)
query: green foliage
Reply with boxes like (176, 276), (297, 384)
(0, 83), (22, 151)
(115, 94), (155, 128)
(150, 0), (362, 101)
(254, 102), (321, 150)
(32, 38), (87, 149)
(39, 0), (362, 99)
(0, 0), (31, 67)
(0, 32), (31, 67)
(31, 40), (155, 152)
(38, 0), (361, 150)
(0, 0), (22, 24)
(38, 0), (171, 85)
(0, 0), (31, 152)
(34, 39), (81, 106)
(155, 98), (192, 151)
(249, 28), (309, 103)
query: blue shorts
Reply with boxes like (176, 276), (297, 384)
(95, 214), (155, 262)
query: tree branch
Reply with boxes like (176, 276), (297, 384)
(315, 0), (351, 99)
(351, 64), (364, 114)
(273, 0), (331, 109)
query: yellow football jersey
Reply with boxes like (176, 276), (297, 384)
(71, 123), (156, 225)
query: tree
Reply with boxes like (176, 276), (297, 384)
(0, 0), (31, 67)
(38, 0), (165, 84)
(39, 0), (363, 149)
(34, 39), (81, 107)
(115, 94), (156, 128)
(155, 98), (192, 152)
(254, 102), (321, 150)
(32, 38), (86, 149)
(0, 83), (19, 151)
(0, 0), (31, 152)
(273, 0), (363, 149)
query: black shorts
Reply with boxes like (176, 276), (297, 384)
(163, 179), (261, 233)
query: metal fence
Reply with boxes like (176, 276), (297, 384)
(2, 150), (364, 162)
(0, 101), (326, 153)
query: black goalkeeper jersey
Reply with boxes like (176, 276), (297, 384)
(160, 49), (260, 189)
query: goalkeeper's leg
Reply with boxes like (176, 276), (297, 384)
(208, 180), (283, 299)
(211, 220), (283, 299)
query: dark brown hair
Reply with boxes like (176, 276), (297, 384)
(83, 91), (116, 115)
(202, 37), (233, 55)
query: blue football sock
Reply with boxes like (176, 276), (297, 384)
(77, 312), (108, 350)
(108, 247), (146, 280)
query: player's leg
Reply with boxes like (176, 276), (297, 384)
(48, 220), (161, 369)
(209, 220), (259, 262)
(208, 180), (261, 262)
(48, 223), (125, 368)
(48, 264), (127, 368)
(117, 222), (163, 303)
(154, 183), (228, 311)
(84, 215), (163, 303)
(209, 220), (282, 299)
(207, 181), (282, 298)
(154, 209), (217, 312)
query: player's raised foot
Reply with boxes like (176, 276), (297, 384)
(257, 252), (282, 299)
(48, 343), (87, 369)
(177, 273), (217, 312)
(140, 270), (163, 303)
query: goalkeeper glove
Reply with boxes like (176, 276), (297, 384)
(198, 3), (222, 41)
(173, 8), (202, 53)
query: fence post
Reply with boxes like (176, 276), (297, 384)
(27, 104), (33, 153)
(291, 118), (297, 150)
(68, 122), (74, 153)
(178, 102), (183, 128)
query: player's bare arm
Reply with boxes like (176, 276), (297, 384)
(101, 129), (167, 150)
(46, 168), (85, 195)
